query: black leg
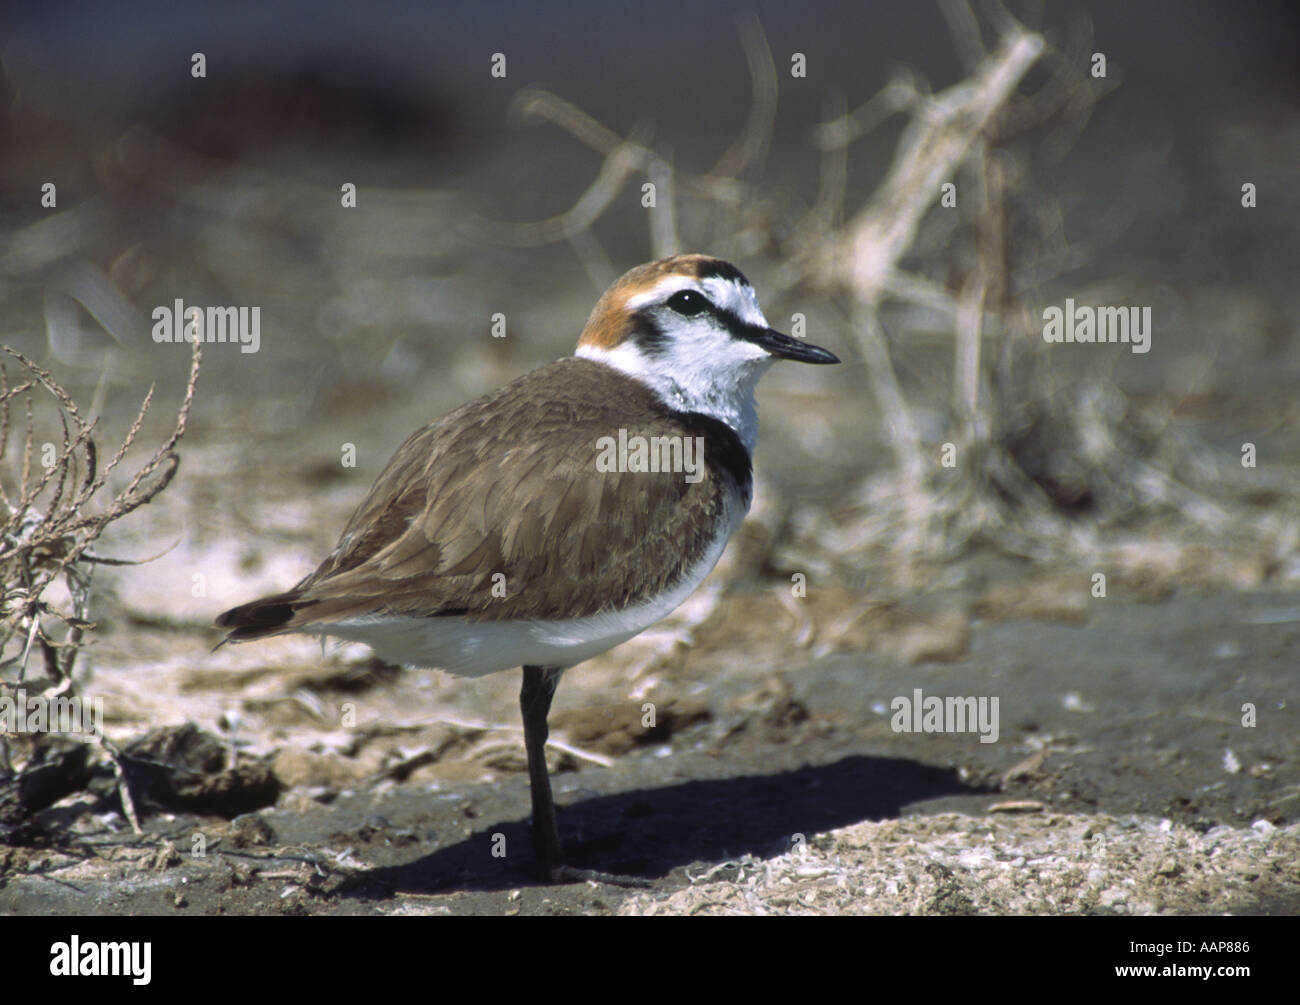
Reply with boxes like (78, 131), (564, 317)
(518, 664), (650, 888)
(520, 664), (565, 874)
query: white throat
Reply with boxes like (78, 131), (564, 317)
(576, 342), (771, 454)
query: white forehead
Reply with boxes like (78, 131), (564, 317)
(624, 275), (769, 328)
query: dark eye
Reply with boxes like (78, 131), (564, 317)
(666, 290), (710, 316)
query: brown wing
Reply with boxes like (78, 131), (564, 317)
(217, 358), (749, 638)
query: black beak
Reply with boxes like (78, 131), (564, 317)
(750, 327), (840, 365)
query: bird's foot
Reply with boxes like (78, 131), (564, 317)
(546, 863), (652, 888)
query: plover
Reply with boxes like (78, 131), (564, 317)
(216, 254), (839, 882)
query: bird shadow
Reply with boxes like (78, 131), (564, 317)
(335, 753), (993, 898)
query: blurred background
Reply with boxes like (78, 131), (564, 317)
(1, 1), (1298, 912)
(1, 0), (1295, 569)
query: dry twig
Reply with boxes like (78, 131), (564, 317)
(0, 336), (201, 833)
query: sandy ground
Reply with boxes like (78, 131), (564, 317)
(2, 541), (1297, 914)
(1, 3), (1298, 918)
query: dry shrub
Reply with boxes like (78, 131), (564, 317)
(0, 338), (201, 831)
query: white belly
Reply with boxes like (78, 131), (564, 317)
(313, 500), (744, 676)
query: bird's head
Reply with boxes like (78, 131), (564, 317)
(576, 255), (838, 447)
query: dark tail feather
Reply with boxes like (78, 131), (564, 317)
(215, 590), (314, 642)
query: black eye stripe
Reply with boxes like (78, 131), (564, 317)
(643, 288), (772, 351)
(653, 291), (771, 347)
(716, 310), (774, 345)
(629, 310), (670, 356)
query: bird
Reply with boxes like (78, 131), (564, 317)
(215, 254), (839, 883)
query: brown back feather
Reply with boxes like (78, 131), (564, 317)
(217, 358), (749, 638)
